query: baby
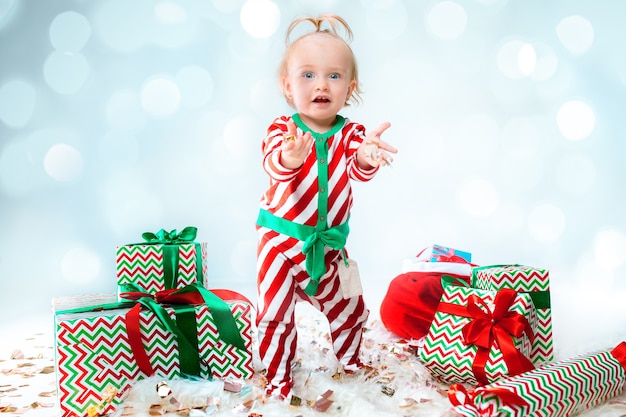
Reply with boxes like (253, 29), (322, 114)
(255, 13), (397, 400)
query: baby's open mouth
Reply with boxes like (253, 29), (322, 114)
(313, 97), (330, 103)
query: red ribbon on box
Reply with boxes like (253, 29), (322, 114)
(448, 384), (529, 416)
(437, 288), (535, 385)
(121, 283), (248, 378)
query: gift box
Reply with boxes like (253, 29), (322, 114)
(417, 244), (472, 263)
(54, 285), (253, 417)
(116, 227), (208, 300)
(403, 245), (473, 276)
(449, 341), (626, 417)
(419, 284), (537, 386)
(472, 264), (553, 364)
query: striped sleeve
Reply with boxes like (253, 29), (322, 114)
(344, 122), (379, 182)
(262, 116), (301, 182)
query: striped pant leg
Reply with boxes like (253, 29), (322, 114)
(255, 230), (303, 399)
(311, 252), (369, 370)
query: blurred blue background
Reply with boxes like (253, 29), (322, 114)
(1, 0), (625, 357)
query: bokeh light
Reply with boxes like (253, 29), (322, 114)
(49, 11), (91, 52)
(527, 203), (566, 243)
(240, 0), (281, 38)
(517, 43), (537, 76)
(556, 15), (594, 55)
(530, 42), (559, 81)
(61, 247), (101, 285)
(141, 76), (181, 117)
(44, 143), (84, 182)
(557, 100), (595, 140)
(426, 1), (467, 40)
(43, 51), (90, 94)
(497, 39), (536, 79)
(0, 80), (36, 128)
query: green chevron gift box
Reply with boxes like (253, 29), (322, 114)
(419, 284), (538, 386)
(53, 286), (253, 417)
(448, 341), (626, 417)
(472, 264), (553, 364)
(116, 227), (209, 301)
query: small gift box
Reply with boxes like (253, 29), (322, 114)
(403, 245), (473, 276)
(449, 341), (626, 417)
(417, 244), (472, 263)
(116, 226), (208, 300)
(472, 264), (553, 364)
(419, 284), (537, 386)
(54, 284), (253, 417)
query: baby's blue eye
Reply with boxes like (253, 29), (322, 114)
(329, 73), (340, 79)
(303, 72), (314, 79)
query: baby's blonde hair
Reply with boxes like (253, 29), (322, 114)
(278, 14), (362, 107)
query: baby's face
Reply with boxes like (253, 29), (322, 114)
(283, 34), (356, 131)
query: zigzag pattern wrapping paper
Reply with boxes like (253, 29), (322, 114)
(451, 342), (626, 417)
(115, 242), (208, 299)
(419, 285), (537, 385)
(472, 264), (553, 364)
(53, 293), (253, 417)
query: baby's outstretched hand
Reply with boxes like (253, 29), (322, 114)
(280, 120), (314, 169)
(358, 121), (397, 168)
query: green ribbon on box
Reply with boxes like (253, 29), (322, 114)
(137, 226), (205, 291)
(471, 264), (551, 310)
(57, 282), (246, 378)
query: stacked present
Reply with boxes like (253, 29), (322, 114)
(53, 227), (254, 417)
(389, 245), (625, 416)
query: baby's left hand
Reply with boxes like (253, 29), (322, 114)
(357, 122), (397, 168)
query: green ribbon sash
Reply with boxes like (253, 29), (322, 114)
(257, 209), (349, 296)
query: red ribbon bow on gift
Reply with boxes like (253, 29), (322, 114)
(439, 288), (535, 385)
(448, 383), (529, 416)
(120, 283), (249, 378)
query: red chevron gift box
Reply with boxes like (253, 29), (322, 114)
(419, 284), (538, 386)
(116, 226), (209, 301)
(53, 286), (253, 417)
(472, 264), (553, 364)
(449, 341), (626, 417)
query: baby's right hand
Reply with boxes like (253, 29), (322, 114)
(280, 120), (314, 169)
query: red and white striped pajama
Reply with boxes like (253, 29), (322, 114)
(256, 114), (378, 399)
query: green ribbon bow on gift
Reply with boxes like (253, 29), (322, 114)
(142, 226), (198, 244)
(136, 226), (204, 291)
